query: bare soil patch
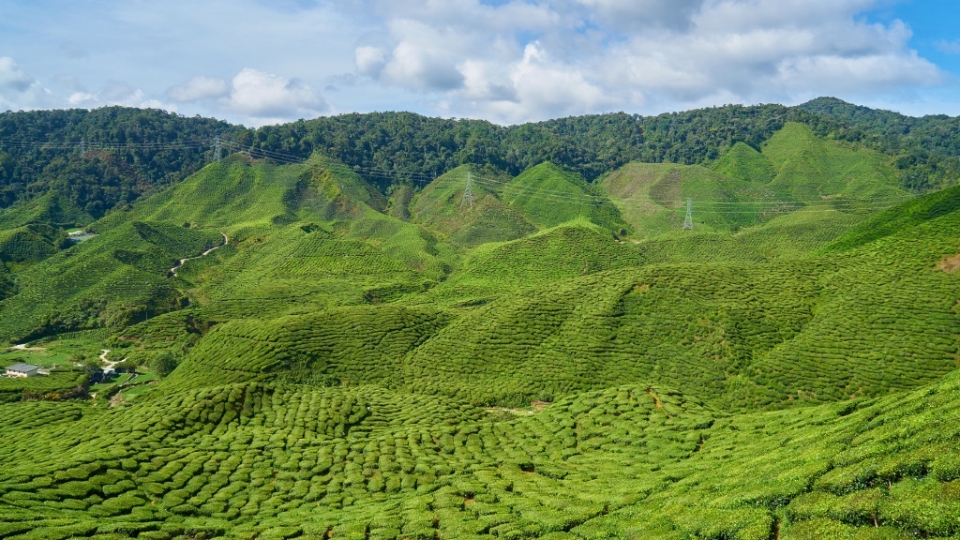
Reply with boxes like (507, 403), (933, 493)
(937, 251), (960, 273)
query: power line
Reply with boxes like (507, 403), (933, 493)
(460, 172), (474, 209)
(0, 135), (920, 214)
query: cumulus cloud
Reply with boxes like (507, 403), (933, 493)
(355, 46), (386, 78)
(0, 57), (35, 92)
(454, 42), (624, 123)
(64, 80), (178, 112)
(0, 0), (950, 123)
(343, 0), (944, 123)
(220, 68), (326, 124)
(381, 41), (464, 91)
(574, 0), (705, 31)
(167, 76), (230, 102)
(0, 57), (55, 111)
(165, 69), (327, 125)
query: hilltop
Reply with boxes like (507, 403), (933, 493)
(0, 101), (959, 539)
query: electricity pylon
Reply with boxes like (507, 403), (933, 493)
(460, 172), (474, 209)
(682, 198), (694, 230)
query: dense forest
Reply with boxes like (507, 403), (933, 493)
(2, 98), (959, 220)
(0, 109), (235, 215)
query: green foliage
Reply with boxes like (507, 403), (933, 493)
(821, 182), (960, 254)
(2, 101), (960, 539)
(0, 223), (69, 265)
(0, 107), (234, 214)
(600, 161), (781, 237)
(0, 192), (93, 230)
(762, 123), (904, 203)
(0, 221), (222, 342)
(433, 223), (642, 300)
(500, 162), (628, 231)
(149, 351), (179, 377)
(712, 141), (777, 183)
(800, 96), (960, 192)
(410, 165), (536, 247)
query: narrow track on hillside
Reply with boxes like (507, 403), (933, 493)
(169, 232), (228, 277)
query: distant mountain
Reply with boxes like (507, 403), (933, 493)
(3, 98), (957, 228)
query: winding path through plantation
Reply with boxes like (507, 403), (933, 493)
(99, 349), (125, 375)
(169, 232), (228, 277)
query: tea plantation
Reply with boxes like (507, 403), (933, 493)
(1, 117), (959, 539)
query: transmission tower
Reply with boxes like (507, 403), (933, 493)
(682, 198), (694, 230)
(460, 171), (474, 209)
(79, 138), (86, 158)
(213, 135), (222, 162)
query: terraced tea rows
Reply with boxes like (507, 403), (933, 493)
(2, 117), (960, 539)
(2, 370), (960, 539)
(0, 221), (222, 342)
(165, 305), (450, 391)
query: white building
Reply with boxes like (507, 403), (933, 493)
(5, 363), (40, 378)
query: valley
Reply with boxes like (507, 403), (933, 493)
(0, 102), (959, 539)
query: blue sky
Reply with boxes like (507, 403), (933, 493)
(1, 0), (957, 126)
(869, 0), (960, 73)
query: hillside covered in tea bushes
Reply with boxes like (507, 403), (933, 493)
(0, 101), (959, 539)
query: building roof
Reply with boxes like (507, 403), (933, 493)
(6, 363), (40, 372)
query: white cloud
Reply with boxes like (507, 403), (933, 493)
(355, 46), (386, 78)
(64, 80), (178, 112)
(0, 57), (35, 93)
(0, 0), (953, 122)
(167, 76), (230, 102)
(454, 42), (624, 123)
(67, 92), (98, 106)
(0, 56), (54, 111)
(381, 41), (464, 91)
(574, 0), (705, 30)
(220, 68), (326, 125)
(936, 40), (960, 55)
(349, 0), (943, 123)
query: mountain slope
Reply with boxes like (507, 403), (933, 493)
(599, 161), (781, 237)
(410, 165), (536, 247)
(762, 122), (904, 203)
(1, 366), (959, 538)
(0, 221), (222, 342)
(499, 162), (628, 232)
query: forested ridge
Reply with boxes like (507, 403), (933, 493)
(2, 98), (959, 222)
(0, 108), (235, 216)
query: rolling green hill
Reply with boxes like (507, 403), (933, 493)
(0, 221), (222, 343)
(410, 165), (536, 247)
(2, 102), (960, 539)
(498, 163), (628, 233)
(599, 161), (781, 237)
(0, 191), (93, 230)
(0, 223), (69, 266)
(711, 141), (777, 183)
(762, 123), (905, 203)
